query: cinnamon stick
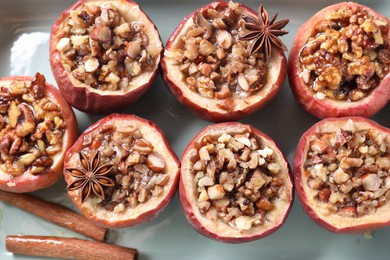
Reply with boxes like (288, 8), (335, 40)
(6, 235), (138, 260)
(0, 190), (107, 241)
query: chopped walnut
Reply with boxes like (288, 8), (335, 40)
(299, 7), (390, 101)
(81, 124), (168, 212)
(57, 3), (158, 91)
(0, 74), (66, 176)
(164, 3), (268, 109)
(305, 124), (390, 217)
(194, 131), (284, 230)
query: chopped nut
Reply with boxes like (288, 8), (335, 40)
(150, 185), (163, 197)
(199, 145), (211, 161)
(187, 27), (206, 38)
(198, 176), (214, 187)
(125, 59), (142, 76)
(311, 139), (329, 154)
(192, 129), (283, 230)
(248, 170), (266, 190)
(56, 38), (71, 52)
(305, 125), (390, 217)
(199, 39), (216, 56)
(318, 188), (331, 202)
(126, 41), (142, 59)
(90, 25), (111, 42)
(84, 57), (99, 72)
(300, 7), (390, 102)
(113, 203), (125, 213)
(113, 22), (130, 37)
(15, 104), (36, 137)
(267, 163), (281, 174)
(57, 5), (159, 92)
(333, 167), (350, 184)
(133, 139), (153, 154)
(70, 35), (89, 47)
(156, 174), (169, 186)
(237, 73), (250, 91)
(16, 153), (37, 167)
(138, 188), (147, 203)
(46, 145), (62, 155)
(125, 151), (140, 166)
(8, 101), (20, 128)
(256, 198), (274, 211)
(362, 174), (382, 191)
(195, 12), (213, 39)
(198, 189), (209, 202)
(258, 147), (273, 158)
(147, 152), (165, 173)
(198, 63), (212, 77)
(216, 30), (232, 49)
(338, 206), (357, 217)
(207, 184), (225, 200)
(166, 3), (271, 101)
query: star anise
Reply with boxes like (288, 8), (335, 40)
(240, 4), (289, 61)
(65, 150), (114, 203)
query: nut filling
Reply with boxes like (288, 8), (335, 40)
(299, 7), (390, 101)
(193, 131), (284, 231)
(56, 4), (158, 91)
(165, 2), (269, 110)
(0, 73), (66, 176)
(305, 126), (390, 217)
(79, 124), (168, 212)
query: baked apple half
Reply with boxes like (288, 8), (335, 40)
(180, 122), (293, 243)
(288, 2), (390, 118)
(0, 73), (78, 193)
(63, 114), (180, 228)
(161, 1), (288, 122)
(294, 117), (390, 233)
(50, 0), (163, 114)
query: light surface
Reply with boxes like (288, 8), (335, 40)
(0, 0), (389, 259)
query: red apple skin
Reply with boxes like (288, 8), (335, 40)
(288, 2), (390, 119)
(64, 114), (180, 228)
(161, 1), (287, 122)
(294, 117), (390, 233)
(50, 0), (163, 114)
(179, 122), (294, 243)
(0, 76), (78, 193)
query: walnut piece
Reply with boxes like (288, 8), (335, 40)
(299, 7), (390, 101)
(0, 75), (66, 176)
(194, 131), (284, 230)
(165, 3), (268, 109)
(81, 125), (169, 212)
(57, 4), (157, 92)
(305, 124), (390, 217)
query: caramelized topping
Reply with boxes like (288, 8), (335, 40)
(299, 7), (390, 101)
(0, 73), (66, 177)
